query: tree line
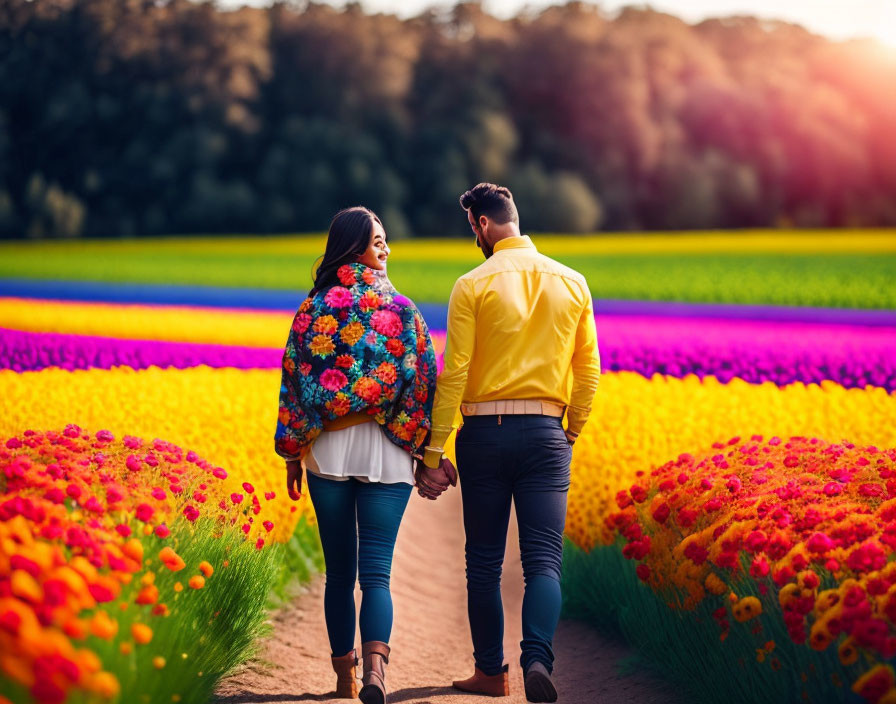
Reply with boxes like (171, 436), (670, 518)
(2, 0), (895, 238)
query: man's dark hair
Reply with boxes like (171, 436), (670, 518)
(459, 183), (519, 225)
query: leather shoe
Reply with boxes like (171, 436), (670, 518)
(452, 664), (509, 697)
(524, 661), (557, 703)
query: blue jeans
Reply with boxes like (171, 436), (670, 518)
(455, 413), (572, 676)
(306, 471), (412, 656)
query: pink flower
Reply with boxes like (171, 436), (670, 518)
(135, 503), (154, 522)
(745, 530), (768, 553)
(324, 286), (354, 308)
(292, 313), (312, 334)
(123, 435), (143, 449)
(231, 493), (244, 504)
(859, 483), (885, 497)
(242, 482), (255, 493)
(823, 482), (844, 496)
(151, 487), (167, 501)
(370, 309), (403, 338)
(630, 484), (648, 503)
(320, 368), (348, 392)
(95, 430), (114, 443)
(750, 555), (770, 578)
(651, 502), (670, 524)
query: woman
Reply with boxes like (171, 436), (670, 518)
(274, 206), (449, 704)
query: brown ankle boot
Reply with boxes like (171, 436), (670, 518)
(452, 664), (510, 697)
(359, 641), (390, 704)
(330, 648), (358, 698)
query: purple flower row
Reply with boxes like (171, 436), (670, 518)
(596, 316), (896, 390)
(2, 317), (894, 391)
(0, 327), (280, 372)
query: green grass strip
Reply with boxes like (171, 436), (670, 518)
(1, 232), (895, 308)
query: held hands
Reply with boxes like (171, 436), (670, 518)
(286, 459), (304, 501)
(413, 456), (457, 500)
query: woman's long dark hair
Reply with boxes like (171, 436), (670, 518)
(309, 206), (383, 297)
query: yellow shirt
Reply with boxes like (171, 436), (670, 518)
(425, 234), (600, 467)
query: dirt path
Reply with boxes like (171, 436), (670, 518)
(213, 487), (675, 704)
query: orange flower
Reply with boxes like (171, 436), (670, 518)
(359, 290), (380, 311)
(309, 334), (336, 358)
(131, 622), (153, 644)
(328, 393), (351, 417)
(199, 561), (214, 577)
(136, 584), (159, 605)
(312, 315), (339, 335)
(353, 377), (382, 404)
(839, 637), (859, 666)
(853, 665), (895, 700)
(90, 610), (118, 639)
(11, 571), (43, 603)
(373, 362), (398, 385)
(340, 322), (365, 346)
(84, 671), (120, 698)
(62, 617), (89, 640)
(122, 538), (144, 563)
(159, 546), (186, 572)
(189, 575), (206, 589)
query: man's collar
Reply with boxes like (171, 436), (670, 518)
(492, 235), (536, 254)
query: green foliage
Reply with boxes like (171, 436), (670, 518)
(2, 1), (895, 237)
(62, 515), (285, 704)
(561, 539), (864, 704)
(0, 237), (893, 308)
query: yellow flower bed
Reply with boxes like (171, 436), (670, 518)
(0, 298), (292, 347)
(2, 229), (894, 260)
(4, 368), (894, 553)
(567, 373), (896, 549)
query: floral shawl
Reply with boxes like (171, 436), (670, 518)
(274, 261), (437, 461)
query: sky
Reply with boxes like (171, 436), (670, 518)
(214, 0), (896, 47)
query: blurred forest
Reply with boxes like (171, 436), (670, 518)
(2, 0), (896, 238)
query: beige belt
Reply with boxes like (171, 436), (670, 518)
(460, 399), (566, 417)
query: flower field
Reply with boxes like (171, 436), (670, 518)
(1, 231), (895, 703)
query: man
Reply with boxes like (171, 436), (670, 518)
(415, 183), (601, 702)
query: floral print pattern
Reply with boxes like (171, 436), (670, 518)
(274, 262), (437, 461)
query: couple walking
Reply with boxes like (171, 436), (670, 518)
(274, 183), (601, 703)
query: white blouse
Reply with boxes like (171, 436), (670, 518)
(305, 420), (416, 485)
